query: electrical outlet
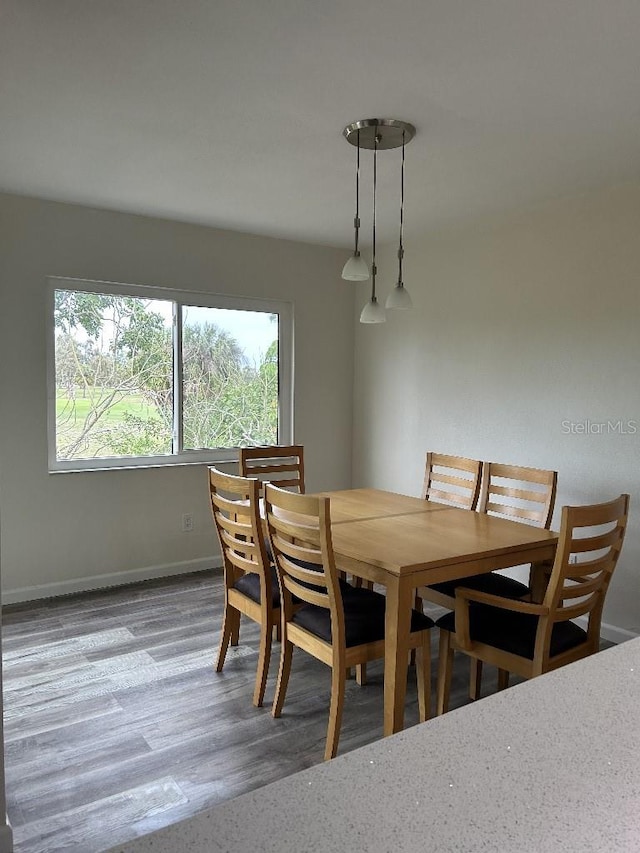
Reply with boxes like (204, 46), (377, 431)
(182, 513), (194, 532)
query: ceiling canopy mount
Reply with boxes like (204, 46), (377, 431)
(343, 119), (416, 151)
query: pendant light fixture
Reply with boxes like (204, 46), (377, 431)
(342, 119), (416, 323)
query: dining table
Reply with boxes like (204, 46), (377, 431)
(314, 488), (559, 736)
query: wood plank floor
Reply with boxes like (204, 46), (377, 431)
(2, 571), (605, 853)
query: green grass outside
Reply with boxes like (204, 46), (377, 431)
(56, 390), (162, 423)
(56, 389), (169, 458)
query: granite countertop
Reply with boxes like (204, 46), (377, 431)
(105, 638), (640, 853)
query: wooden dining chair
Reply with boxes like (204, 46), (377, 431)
(418, 462), (558, 697)
(208, 466), (279, 707)
(469, 463), (558, 696)
(239, 445), (305, 493)
(265, 483), (433, 761)
(435, 493), (629, 715)
(415, 453), (484, 610)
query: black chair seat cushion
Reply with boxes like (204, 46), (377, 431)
(436, 605), (587, 660)
(234, 564), (280, 608)
(430, 572), (529, 600)
(287, 558), (354, 596)
(233, 560), (352, 608)
(263, 535), (274, 563)
(293, 587), (434, 647)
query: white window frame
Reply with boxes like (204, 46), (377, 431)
(47, 276), (294, 472)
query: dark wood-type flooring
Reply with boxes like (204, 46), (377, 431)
(2, 571), (609, 853)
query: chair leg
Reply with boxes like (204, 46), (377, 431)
(469, 658), (483, 700)
(497, 668), (510, 691)
(436, 629), (454, 715)
(350, 575), (374, 591)
(355, 663), (367, 685)
(272, 638), (293, 718)
(325, 666), (346, 761)
(409, 596), (424, 667)
(215, 605), (240, 672)
(253, 617), (273, 708)
(230, 615), (240, 647)
(415, 631), (431, 722)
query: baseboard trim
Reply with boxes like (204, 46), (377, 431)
(2, 557), (223, 605)
(575, 617), (638, 645)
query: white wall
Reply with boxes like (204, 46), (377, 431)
(353, 185), (640, 637)
(0, 193), (354, 600)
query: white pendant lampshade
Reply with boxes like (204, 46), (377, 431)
(385, 283), (413, 309)
(342, 252), (370, 281)
(360, 296), (386, 323)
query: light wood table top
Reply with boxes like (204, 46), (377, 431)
(330, 502), (557, 585)
(265, 487), (447, 530)
(317, 487), (450, 524)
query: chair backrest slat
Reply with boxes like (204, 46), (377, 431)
(487, 462), (554, 485)
(570, 527), (622, 553)
(216, 512), (253, 539)
(225, 547), (261, 576)
(268, 513), (320, 547)
(485, 501), (546, 524)
(560, 574), (602, 599)
(281, 571), (330, 609)
(488, 484), (550, 504)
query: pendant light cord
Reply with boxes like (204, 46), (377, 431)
(354, 129), (361, 254)
(397, 131), (405, 285)
(371, 125), (378, 300)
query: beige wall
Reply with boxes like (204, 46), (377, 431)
(0, 193), (354, 600)
(353, 185), (640, 638)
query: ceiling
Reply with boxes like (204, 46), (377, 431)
(2, 1), (640, 248)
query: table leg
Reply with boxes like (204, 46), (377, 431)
(383, 576), (413, 736)
(529, 558), (553, 603)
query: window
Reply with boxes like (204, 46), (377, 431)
(47, 277), (293, 471)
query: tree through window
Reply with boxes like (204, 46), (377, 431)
(49, 279), (291, 470)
